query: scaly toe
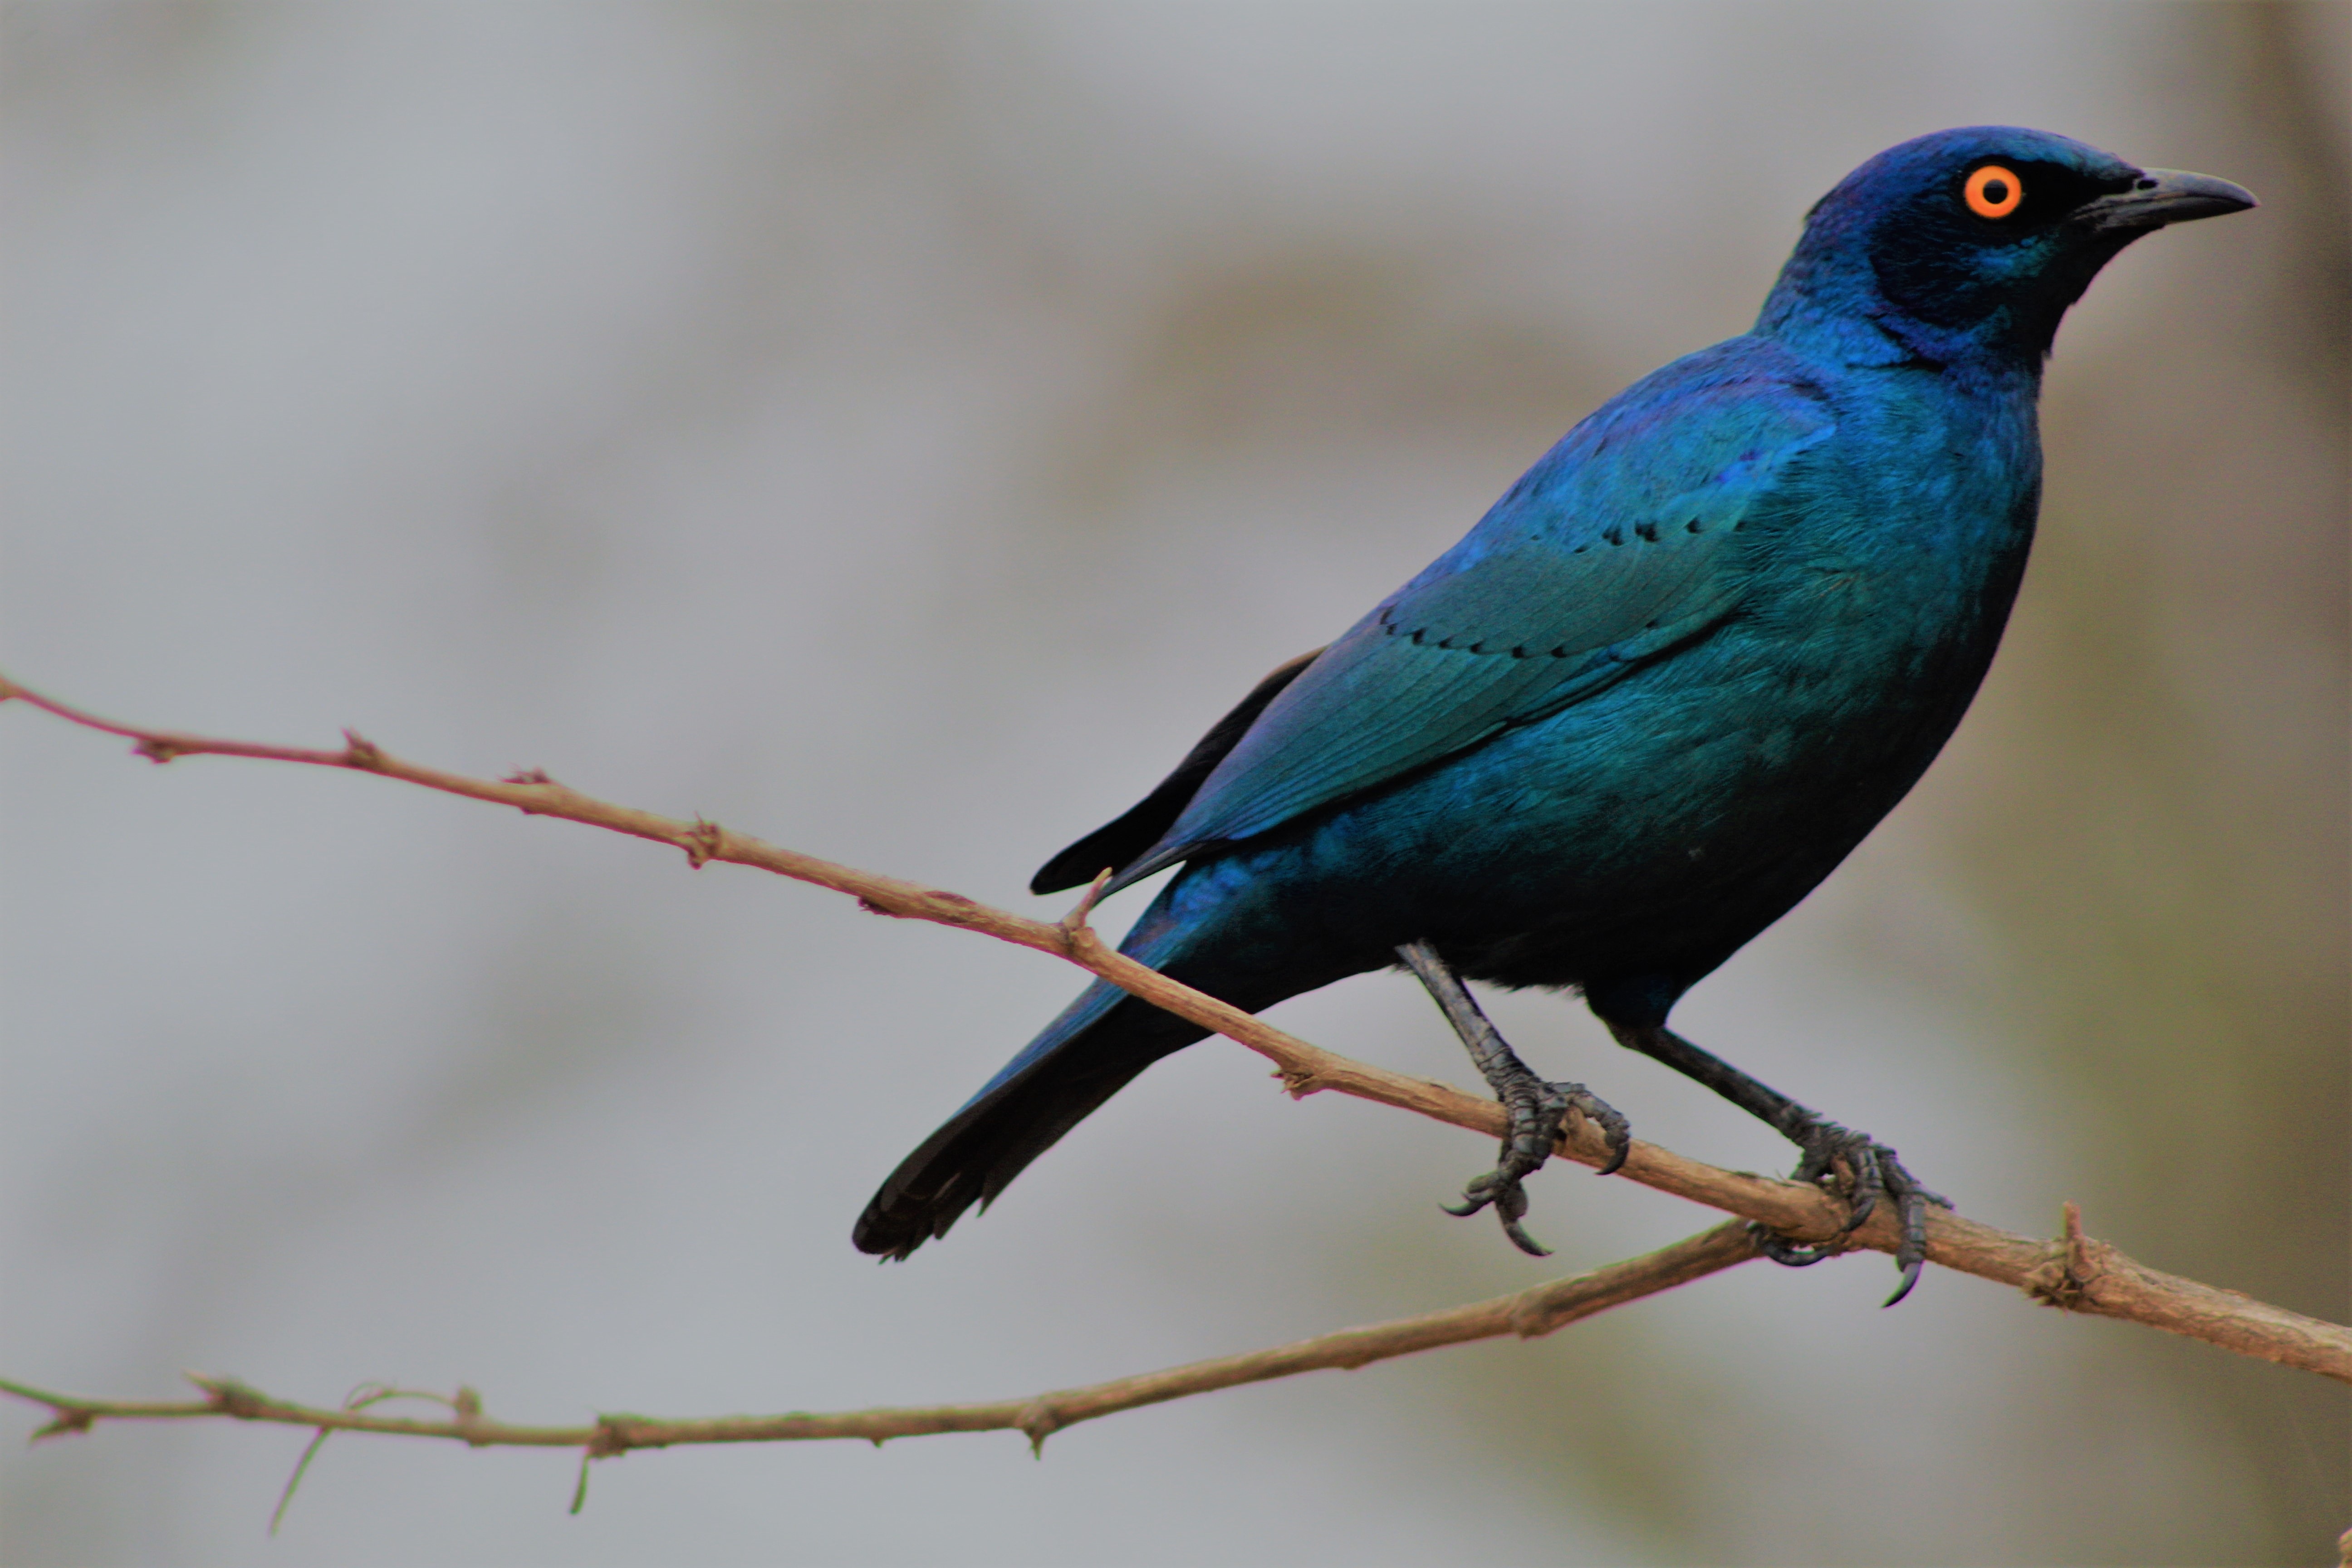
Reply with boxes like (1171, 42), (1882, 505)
(1558, 1083), (1632, 1176)
(1780, 1122), (1945, 1303)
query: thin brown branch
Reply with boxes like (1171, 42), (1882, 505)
(4, 673), (2348, 1385)
(0, 1221), (1759, 1472)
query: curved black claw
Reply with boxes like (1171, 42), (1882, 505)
(1585, 1095), (1634, 1177)
(1442, 1166), (1548, 1257)
(1772, 1120), (1951, 1306)
(1749, 1224), (1841, 1268)
(1445, 1076), (1627, 1257)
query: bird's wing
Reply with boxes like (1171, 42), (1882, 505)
(1104, 360), (1836, 891)
(1031, 647), (1323, 894)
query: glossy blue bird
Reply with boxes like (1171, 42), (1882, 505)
(854, 127), (2253, 1299)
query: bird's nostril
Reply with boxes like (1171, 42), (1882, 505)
(2136, 177), (2158, 190)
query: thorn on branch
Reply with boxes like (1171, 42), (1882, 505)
(2063, 1198), (2094, 1278)
(454, 1384), (484, 1444)
(29, 1406), (95, 1441)
(1274, 1065), (1323, 1098)
(133, 736), (184, 764)
(1055, 869), (1113, 957)
(1014, 1398), (1061, 1457)
(340, 731), (385, 771)
(587, 1413), (635, 1459)
(191, 1373), (268, 1419)
(502, 769), (559, 812)
(683, 818), (725, 870)
(2025, 1200), (2110, 1311)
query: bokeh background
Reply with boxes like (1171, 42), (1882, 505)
(2, 4), (2343, 1563)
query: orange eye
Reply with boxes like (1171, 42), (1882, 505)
(1965, 164), (2024, 219)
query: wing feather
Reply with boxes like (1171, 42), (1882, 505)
(1104, 344), (1838, 892)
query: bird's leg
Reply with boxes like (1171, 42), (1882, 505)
(1603, 1020), (1948, 1304)
(1397, 942), (1631, 1257)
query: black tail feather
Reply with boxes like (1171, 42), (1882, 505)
(853, 1000), (1208, 1260)
(1030, 647), (1322, 895)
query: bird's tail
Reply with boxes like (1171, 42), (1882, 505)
(851, 908), (1212, 1261)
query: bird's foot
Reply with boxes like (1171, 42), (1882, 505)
(1757, 1121), (1950, 1305)
(1445, 1074), (1629, 1257)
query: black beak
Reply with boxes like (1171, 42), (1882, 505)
(2071, 168), (2258, 234)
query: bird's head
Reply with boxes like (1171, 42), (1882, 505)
(1758, 127), (2254, 368)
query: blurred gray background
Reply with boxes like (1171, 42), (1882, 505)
(2, 3), (2344, 1563)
